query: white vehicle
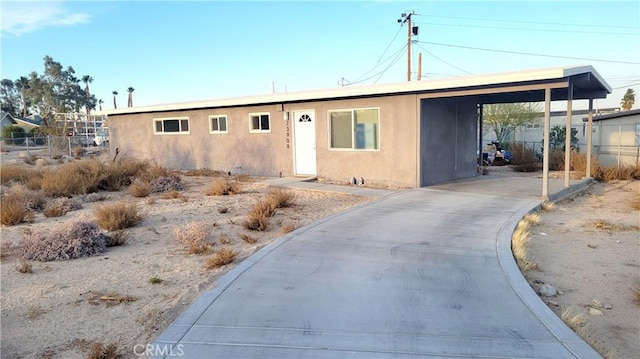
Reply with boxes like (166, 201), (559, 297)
(93, 128), (109, 146)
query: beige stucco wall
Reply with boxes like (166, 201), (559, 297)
(108, 94), (420, 187)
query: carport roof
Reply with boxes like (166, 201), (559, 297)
(101, 65), (611, 115)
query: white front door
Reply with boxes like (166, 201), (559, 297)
(293, 110), (317, 176)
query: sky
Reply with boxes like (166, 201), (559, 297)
(1, 0), (639, 112)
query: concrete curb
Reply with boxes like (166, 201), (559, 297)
(495, 179), (601, 359)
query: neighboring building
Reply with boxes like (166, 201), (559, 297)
(101, 66), (611, 188)
(584, 109), (640, 167)
(0, 111), (40, 132)
(483, 107), (620, 153)
(0, 111), (18, 130)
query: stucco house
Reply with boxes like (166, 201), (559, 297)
(0, 111), (40, 133)
(100, 66), (611, 189)
(584, 109), (640, 167)
(0, 111), (18, 130)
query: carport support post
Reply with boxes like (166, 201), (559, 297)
(564, 83), (573, 187)
(542, 87), (551, 200)
(586, 99), (594, 177)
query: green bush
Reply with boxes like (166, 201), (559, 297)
(2, 125), (26, 145)
(28, 127), (47, 145)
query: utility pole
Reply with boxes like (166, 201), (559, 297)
(398, 11), (418, 82)
(417, 53), (422, 81)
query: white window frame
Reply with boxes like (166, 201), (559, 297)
(209, 114), (228, 134)
(153, 117), (190, 135)
(249, 112), (271, 133)
(328, 107), (380, 151)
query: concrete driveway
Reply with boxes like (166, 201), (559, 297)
(152, 177), (600, 358)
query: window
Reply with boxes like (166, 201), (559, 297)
(209, 115), (227, 134)
(249, 113), (270, 132)
(329, 108), (379, 150)
(154, 117), (189, 134)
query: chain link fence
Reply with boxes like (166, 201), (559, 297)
(1, 134), (109, 158)
(485, 123), (639, 167)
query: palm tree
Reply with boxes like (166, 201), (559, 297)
(112, 91), (118, 109)
(127, 87), (135, 108)
(82, 75), (93, 114)
(98, 99), (104, 111)
(15, 76), (29, 117)
(621, 88), (635, 111)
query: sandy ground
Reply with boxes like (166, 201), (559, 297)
(0, 148), (372, 358)
(2, 148), (638, 358)
(525, 180), (640, 359)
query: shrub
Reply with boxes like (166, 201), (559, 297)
(281, 222), (297, 234)
(161, 189), (182, 199)
(98, 158), (146, 191)
(0, 191), (33, 225)
(87, 341), (119, 359)
(84, 193), (108, 203)
(242, 199), (277, 231)
(150, 175), (184, 193)
(94, 202), (143, 230)
(206, 178), (241, 196)
(16, 259), (33, 273)
(73, 146), (86, 158)
(512, 220), (536, 271)
(239, 233), (257, 244)
(174, 221), (212, 254)
(4, 184), (48, 211)
(218, 234), (231, 244)
(139, 162), (172, 182)
(40, 159), (104, 196)
(105, 231), (130, 247)
(21, 221), (108, 261)
(509, 143), (539, 172)
(129, 179), (151, 197)
(174, 221), (211, 244)
(205, 247), (237, 269)
(266, 187), (295, 208)
(2, 125), (26, 145)
(149, 276), (163, 285)
(187, 241), (211, 255)
(0, 165), (39, 185)
(43, 198), (83, 217)
(548, 150), (565, 171)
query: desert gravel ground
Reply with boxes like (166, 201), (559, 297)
(525, 180), (640, 359)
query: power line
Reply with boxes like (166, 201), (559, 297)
(374, 47), (406, 83)
(417, 41), (640, 65)
(351, 44), (408, 84)
(347, 44), (408, 86)
(415, 43), (473, 75)
(414, 13), (638, 30)
(414, 21), (638, 36)
(377, 25), (404, 63)
(612, 82), (640, 90)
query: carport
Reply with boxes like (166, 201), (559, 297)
(417, 66), (611, 199)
